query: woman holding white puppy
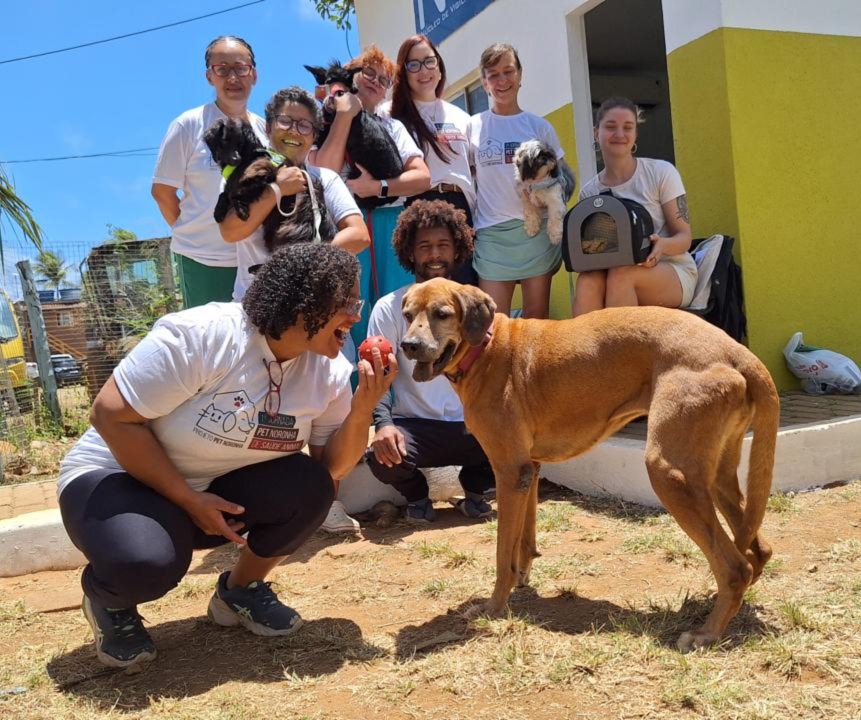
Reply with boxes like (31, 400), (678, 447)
(469, 43), (570, 319)
(572, 96), (696, 316)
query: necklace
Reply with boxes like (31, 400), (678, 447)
(419, 99), (442, 130)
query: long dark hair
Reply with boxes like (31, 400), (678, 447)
(391, 34), (450, 164)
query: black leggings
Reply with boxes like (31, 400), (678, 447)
(59, 454), (334, 608)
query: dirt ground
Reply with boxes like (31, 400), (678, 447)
(1, 481), (859, 720)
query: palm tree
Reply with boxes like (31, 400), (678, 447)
(0, 166), (44, 264)
(34, 250), (70, 297)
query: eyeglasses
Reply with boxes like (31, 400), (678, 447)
(262, 359), (284, 420)
(209, 63), (254, 78)
(273, 114), (316, 136)
(342, 297), (365, 317)
(405, 56), (439, 74)
(361, 65), (392, 89)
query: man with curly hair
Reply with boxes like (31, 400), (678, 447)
(363, 199), (495, 524)
(57, 244), (396, 669)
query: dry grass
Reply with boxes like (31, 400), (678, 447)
(0, 482), (859, 720)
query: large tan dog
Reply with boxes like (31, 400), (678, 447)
(400, 278), (779, 651)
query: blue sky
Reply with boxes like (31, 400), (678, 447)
(0, 0), (358, 298)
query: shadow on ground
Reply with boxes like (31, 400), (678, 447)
(46, 615), (383, 712)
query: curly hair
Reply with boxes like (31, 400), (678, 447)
(265, 86), (322, 133)
(243, 244), (359, 340)
(346, 44), (396, 78)
(391, 200), (474, 273)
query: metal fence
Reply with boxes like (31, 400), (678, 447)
(0, 235), (178, 482)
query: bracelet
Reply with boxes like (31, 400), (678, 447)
(269, 182), (282, 206)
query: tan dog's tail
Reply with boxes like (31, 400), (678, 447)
(737, 365), (780, 552)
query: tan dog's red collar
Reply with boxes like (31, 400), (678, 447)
(445, 330), (493, 383)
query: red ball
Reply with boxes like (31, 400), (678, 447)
(358, 335), (393, 368)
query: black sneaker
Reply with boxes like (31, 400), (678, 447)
(207, 571), (303, 637)
(405, 497), (436, 523)
(81, 596), (156, 668)
(452, 492), (493, 519)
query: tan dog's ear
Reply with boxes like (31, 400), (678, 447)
(457, 286), (497, 346)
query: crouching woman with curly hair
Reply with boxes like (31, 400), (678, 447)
(57, 244), (396, 669)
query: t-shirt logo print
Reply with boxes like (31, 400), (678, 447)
(196, 390), (257, 442)
(478, 138), (504, 165)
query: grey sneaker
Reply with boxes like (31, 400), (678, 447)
(207, 571), (303, 637)
(405, 497), (436, 524)
(82, 596), (157, 668)
(452, 492), (493, 519)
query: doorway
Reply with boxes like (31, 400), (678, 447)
(583, 0), (675, 170)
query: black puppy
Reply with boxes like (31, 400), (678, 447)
(305, 61), (403, 210)
(204, 118), (336, 253)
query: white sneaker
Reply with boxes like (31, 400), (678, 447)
(321, 500), (360, 534)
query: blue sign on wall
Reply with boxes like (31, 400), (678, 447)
(413, 0), (496, 46)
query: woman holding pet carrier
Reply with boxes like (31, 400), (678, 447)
(57, 244), (397, 669)
(152, 36), (268, 308)
(386, 34), (477, 285)
(469, 43), (571, 319)
(572, 96), (696, 316)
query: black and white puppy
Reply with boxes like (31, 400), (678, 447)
(513, 140), (576, 245)
(305, 61), (403, 210)
(204, 118), (335, 254)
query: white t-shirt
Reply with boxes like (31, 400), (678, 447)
(153, 103), (268, 267)
(469, 110), (565, 230)
(578, 157), (685, 238)
(368, 285), (465, 422)
(232, 165), (361, 301)
(58, 303), (352, 495)
(380, 99), (476, 214)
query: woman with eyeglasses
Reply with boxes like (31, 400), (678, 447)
(218, 86), (369, 302)
(310, 45), (430, 343)
(469, 43), (574, 319)
(58, 243), (396, 669)
(385, 34), (478, 286)
(152, 35), (267, 308)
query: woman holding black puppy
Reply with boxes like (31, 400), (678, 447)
(218, 86), (369, 301)
(469, 43), (570, 319)
(58, 244), (396, 669)
(572, 96), (696, 316)
(152, 36), (267, 307)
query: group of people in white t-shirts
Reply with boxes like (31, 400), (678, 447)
(55, 32), (698, 670)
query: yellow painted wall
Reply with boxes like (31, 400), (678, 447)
(509, 102), (578, 318)
(669, 28), (861, 389)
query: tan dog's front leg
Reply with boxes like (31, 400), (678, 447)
(516, 463), (541, 587)
(521, 189), (542, 237)
(484, 462), (534, 615)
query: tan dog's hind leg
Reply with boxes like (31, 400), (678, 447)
(645, 367), (755, 652)
(521, 190), (542, 237)
(712, 426), (773, 583)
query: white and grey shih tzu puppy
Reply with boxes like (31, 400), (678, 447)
(513, 140), (576, 245)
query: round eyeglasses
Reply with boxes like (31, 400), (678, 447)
(360, 65), (392, 89)
(405, 56), (439, 74)
(209, 63), (253, 78)
(273, 115), (316, 136)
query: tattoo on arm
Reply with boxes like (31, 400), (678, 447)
(675, 194), (690, 224)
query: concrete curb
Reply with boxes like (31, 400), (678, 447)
(2, 416), (858, 579)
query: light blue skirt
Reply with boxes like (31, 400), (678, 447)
(474, 219), (562, 281)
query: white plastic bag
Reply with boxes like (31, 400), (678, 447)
(783, 332), (861, 395)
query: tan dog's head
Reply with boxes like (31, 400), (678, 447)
(401, 278), (497, 382)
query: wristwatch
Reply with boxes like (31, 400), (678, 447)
(378, 179), (389, 198)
